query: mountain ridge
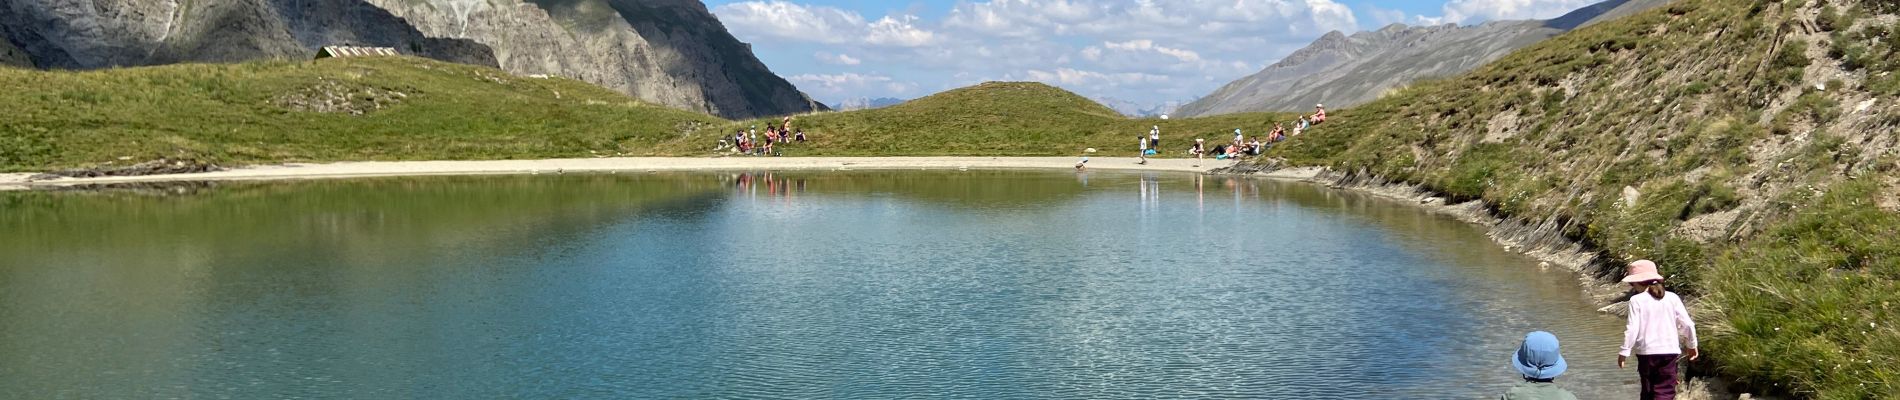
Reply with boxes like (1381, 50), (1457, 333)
(1176, 0), (1670, 117)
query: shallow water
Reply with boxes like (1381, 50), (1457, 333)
(0, 171), (1635, 398)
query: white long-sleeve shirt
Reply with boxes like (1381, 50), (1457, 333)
(1620, 291), (1698, 356)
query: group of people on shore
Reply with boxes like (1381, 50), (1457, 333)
(719, 115), (806, 156)
(1145, 103), (1329, 167)
(1500, 259), (1699, 400)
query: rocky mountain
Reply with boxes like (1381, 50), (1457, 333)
(0, 0), (497, 69)
(834, 97), (906, 111)
(0, 0), (822, 119)
(366, 0), (823, 119)
(1176, 0), (1669, 117)
(1094, 97), (1187, 117)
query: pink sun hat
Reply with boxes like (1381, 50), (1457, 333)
(1622, 259), (1665, 283)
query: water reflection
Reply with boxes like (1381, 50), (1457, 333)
(0, 171), (1631, 398)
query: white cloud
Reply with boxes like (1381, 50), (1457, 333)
(719, 0), (1369, 112)
(815, 51), (860, 66)
(787, 72), (918, 99)
(1437, 0), (1601, 25)
(1102, 40), (1200, 63)
(713, 1), (936, 47)
(864, 15), (936, 47)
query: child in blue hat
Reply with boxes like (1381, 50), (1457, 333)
(1500, 331), (1579, 400)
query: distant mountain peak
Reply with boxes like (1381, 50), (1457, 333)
(1177, 0), (1670, 117)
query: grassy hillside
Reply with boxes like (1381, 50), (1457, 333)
(1265, 0), (1899, 397)
(653, 82), (1300, 157)
(0, 57), (723, 172)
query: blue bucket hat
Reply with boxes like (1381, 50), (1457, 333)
(1512, 331), (1567, 380)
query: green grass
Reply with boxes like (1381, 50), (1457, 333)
(1260, 0), (1900, 397)
(0, 57), (724, 172)
(651, 82), (1300, 157)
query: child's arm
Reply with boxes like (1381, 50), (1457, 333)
(1620, 301), (1640, 357)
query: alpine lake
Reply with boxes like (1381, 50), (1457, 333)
(0, 170), (1637, 398)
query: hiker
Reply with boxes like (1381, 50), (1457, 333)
(1150, 126), (1161, 152)
(1501, 331), (1580, 400)
(1312, 104), (1328, 125)
(1617, 259), (1699, 400)
(794, 129), (807, 142)
(1137, 135), (1149, 165)
(1190, 138), (1206, 166)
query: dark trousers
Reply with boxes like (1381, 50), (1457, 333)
(1637, 354), (1680, 400)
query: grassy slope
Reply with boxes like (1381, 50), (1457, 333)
(0, 57), (724, 172)
(653, 82), (1299, 157)
(1266, 0), (1900, 397)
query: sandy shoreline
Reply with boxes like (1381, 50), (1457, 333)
(0, 157), (1271, 189)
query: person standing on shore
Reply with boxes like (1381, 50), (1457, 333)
(1150, 125), (1161, 152)
(1191, 138), (1205, 167)
(1617, 259), (1699, 400)
(1137, 135), (1149, 164)
(1501, 331), (1579, 400)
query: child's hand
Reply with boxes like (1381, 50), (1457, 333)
(1616, 355), (1627, 369)
(1685, 348), (1699, 361)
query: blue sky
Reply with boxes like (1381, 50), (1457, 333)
(705, 0), (1603, 111)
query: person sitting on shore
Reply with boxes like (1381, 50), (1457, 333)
(764, 127), (779, 144)
(1248, 137), (1264, 155)
(1312, 104), (1328, 125)
(1225, 142), (1242, 159)
(1501, 331), (1580, 400)
(794, 129), (807, 142)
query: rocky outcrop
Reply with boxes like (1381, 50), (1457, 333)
(1177, 0), (1670, 117)
(0, 0), (497, 69)
(0, 36), (28, 66)
(365, 0), (822, 119)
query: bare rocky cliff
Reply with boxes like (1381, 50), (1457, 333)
(0, 0), (496, 68)
(1177, 0), (1669, 117)
(364, 0), (822, 119)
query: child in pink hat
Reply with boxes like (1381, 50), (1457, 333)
(1616, 259), (1699, 400)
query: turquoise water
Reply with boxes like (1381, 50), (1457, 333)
(0, 171), (1634, 398)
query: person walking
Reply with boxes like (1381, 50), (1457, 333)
(1501, 331), (1580, 400)
(1617, 259), (1699, 400)
(1137, 135), (1149, 165)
